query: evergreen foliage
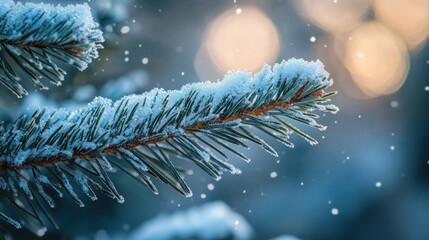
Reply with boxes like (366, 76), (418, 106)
(0, 0), (338, 237)
(0, 58), (337, 233)
(0, 1), (103, 98)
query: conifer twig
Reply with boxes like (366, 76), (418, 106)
(0, 59), (338, 232)
(0, 1), (104, 98)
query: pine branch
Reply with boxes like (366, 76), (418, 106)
(0, 59), (338, 232)
(0, 1), (104, 98)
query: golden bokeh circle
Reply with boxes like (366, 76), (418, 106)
(296, 0), (372, 33)
(374, 0), (429, 50)
(344, 22), (409, 97)
(205, 7), (280, 73)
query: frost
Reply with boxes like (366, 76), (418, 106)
(18, 178), (32, 199)
(0, 212), (21, 229)
(57, 167), (84, 207)
(34, 176), (58, 208)
(0, 0), (104, 97)
(0, 59), (336, 210)
(118, 148), (148, 171)
(0, 1), (104, 62)
(74, 170), (97, 201)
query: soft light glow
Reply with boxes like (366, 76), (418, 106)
(296, 0), (372, 32)
(205, 6), (280, 73)
(344, 22), (409, 97)
(373, 0), (429, 50)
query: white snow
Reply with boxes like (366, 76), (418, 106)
(0, 1), (103, 70)
(0, 59), (335, 172)
(129, 201), (253, 240)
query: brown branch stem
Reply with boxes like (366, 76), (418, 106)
(0, 39), (85, 54)
(0, 88), (322, 172)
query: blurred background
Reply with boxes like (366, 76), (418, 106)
(2, 0), (429, 239)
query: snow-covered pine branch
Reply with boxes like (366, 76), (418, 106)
(0, 1), (104, 98)
(0, 59), (338, 232)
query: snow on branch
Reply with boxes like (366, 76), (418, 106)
(129, 201), (253, 240)
(0, 1), (104, 98)
(0, 59), (337, 231)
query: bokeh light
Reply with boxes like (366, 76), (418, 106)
(343, 22), (409, 97)
(297, 0), (429, 98)
(204, 6), (280, 73)
(295, 0), (372, 32)
(374, 0), (429, 50)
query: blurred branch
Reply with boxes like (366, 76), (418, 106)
(129, 201), (253, 240)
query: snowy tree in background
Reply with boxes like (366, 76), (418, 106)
(0, 1), (338, 238)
